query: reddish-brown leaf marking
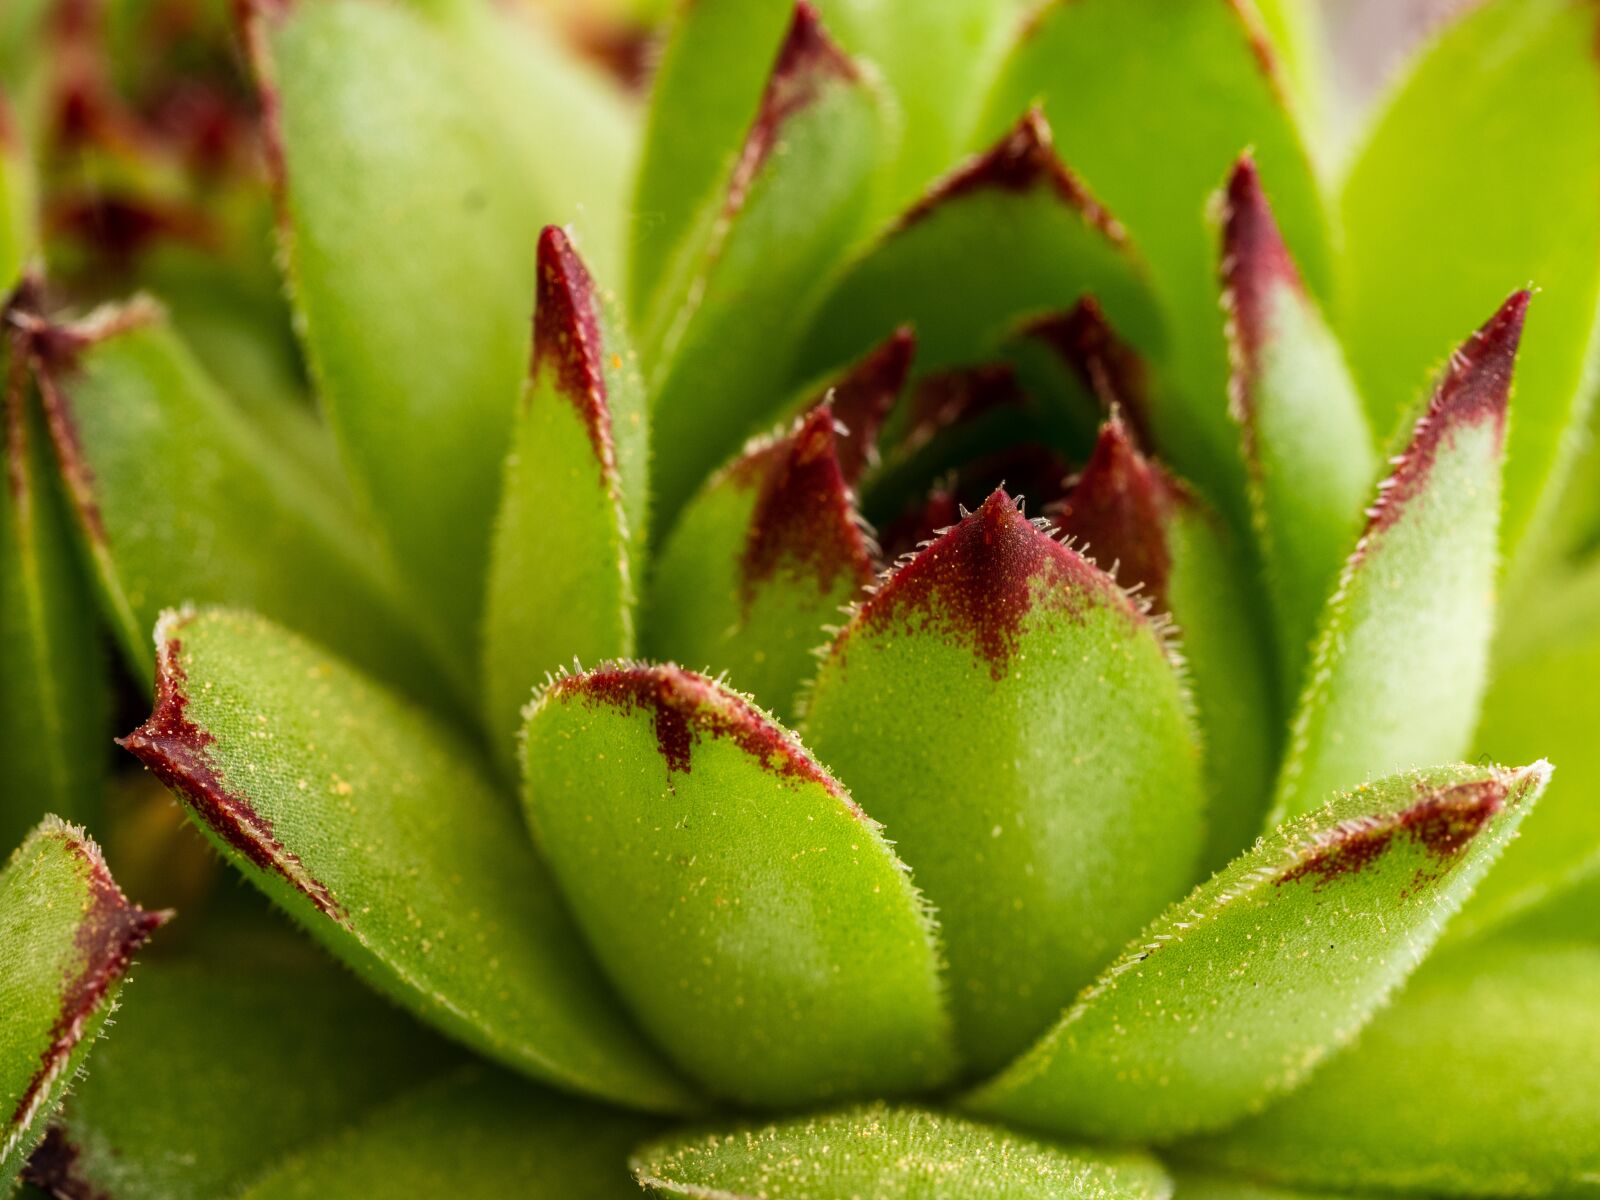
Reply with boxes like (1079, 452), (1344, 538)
(1018, 296), (1153, 447)
(531, 225), (617, 485)
(1220, 153), (1304, 411)
(817, 327), (915, 486)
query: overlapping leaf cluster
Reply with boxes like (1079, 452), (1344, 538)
(2, 0), (1599, 1197)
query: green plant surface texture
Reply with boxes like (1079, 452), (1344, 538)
(1172, 1171), (1363, 1200)
(253, 0), (631, 648)
(482, 228), (649, 758)
(117, 607), (696, 1114)
(1268, 296), (1522, 826)
(0, 338), (106, 851)
(1219, 158), (1377, 700)
(0, 818), (163, 1188)
(977, 0), (1330, 516)
(1182, 939), (1600, 1195)
(237, 1064), (655, 1199)
(632, 1104), (1173, 1200)
(641, 6), (883, 526)
(797, 110), (1163, 383)
(803, 489), (1204, 1075)
(964, 762), (1546, 1142)
(1338, 0), (1600, 563)
(0, 105), (33, 286)
(522, 663), (953, 1107)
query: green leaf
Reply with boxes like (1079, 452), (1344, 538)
(1219, 157), (1377, 698)
(250, 0), (632, 644)
(643, 6), (884, 525)
(483, 228), (648, 758)
(647, 405), (876, 723)
(977, 0), (1331, 513)
(522, 664), (954, 1106)
(1338, 0), (1600, 561)
(0, 102), (34, 286)
(1268, 295), (1524, 826)
(238, 1064), (653, 1199)
(964, 762), (1546, 1142)
(118, 607), (696, 1114)
(803, 489), (1205, 1074)
(633, 1104), (1174, 1200)
(1, 300), (107, 851)
(1174, 1170), (1363, 1200)
(30, 929), (462, 1200)
(1182, 939), (1600, 1195)
(1, 819), (164, 1188)
(796, 110), (1163, 382)
(19, 299), (452, 705)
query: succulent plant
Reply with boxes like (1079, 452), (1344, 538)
(3, 0), (1600, 1196)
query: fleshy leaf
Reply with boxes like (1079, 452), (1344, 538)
(1220, 156), (1377, 696)
(1051, 418), (1277, 871)
(643, 5), (883, 525)
(1183, 939), (1600, 1195)
(803, 489), (1205, 1074)
(648, 406), (875, 721)
(483, 227), (648, 757)
(0, 101), (34, 285)
(1338, 0), (1600, 561)
(965, 762), (1545, 1142)
(633, 1104), (1173, 1200)
(1, 819), (164, 1187)
(977, 0), (1331, 511)
(797, 109), (1163, 382)
(118, 608), (696, 1113)
(237, 1064), (653, 1199)
(1267, 295), (1524, 826)
(249, 0), (632, 644)
(522, 664), (953, 1106)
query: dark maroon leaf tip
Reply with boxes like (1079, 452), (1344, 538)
(1220, 154), (1304, 384)
(901, 363), (1026, 455)
(820, 327), (915, 485)
(1367, 290), (1529, 538)
(849, 488), (1127, 679)
(533, 226), (619, 484)
(898, 108), (1124, 244)
(736, 405), (875, 611)
(22, 1128), (97, 1197)
(1050, 417), (1179, 612)
(117, 635), (345, 924)
(1019, 297), (1153, 447)
(553, 664), (852, 802)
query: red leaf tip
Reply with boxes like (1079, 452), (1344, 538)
(533, 226), (617, 479)
(1221, 154), (1303, 379)
(823, 327), (915, 485)
(1019, 297), (1152, 447)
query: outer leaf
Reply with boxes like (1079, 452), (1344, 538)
(633, 1104), (1173, 1200)
(965, 762), (1546, 1142)
(22, 302), (451, 704)
(977, 0), (1331, 511)
(250, 0), (631, 643)
(28, 933), (461, 1200)
(483, 228), (648, 756)
(1339, 0), (1600, 559)
(1183, 940), (1600, 1195)
(1268, 295), (1524, 826)
(237, 1065), (653, 1199)
(1220, 157), (1377, 696)
(1, 819), (164, 1187)
(118, 608), (695, 1114)
(648, 406), (876, 722)
(522, 664), (954, 1106)
(797, 110), (1163, 382)
(803, 489), (1205, 1074)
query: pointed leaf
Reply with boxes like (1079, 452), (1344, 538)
(978, 0), (1331, 511)
(118, 608), (696, 1113)
(965, 762), (1545, 1142)
(644, 6), (883, 525)
(1339, 0), (1600, 560)
(522, 664), (954, 1106)
(1268, 295), (1524, 826)
(633, 1104), (1173, 1200)
(1183, 939), (1600, 1195)
(648, 407), (876, 722)
(238, 1065), (653, 1199)
(483, 228), (648, 756)
(249, 0), (632, 643)
(1, 819), (164, 1187)
(1221, 157), (1378, 696)
(797, 109), (1163, 383)
(803, 489), (1205, 1074)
